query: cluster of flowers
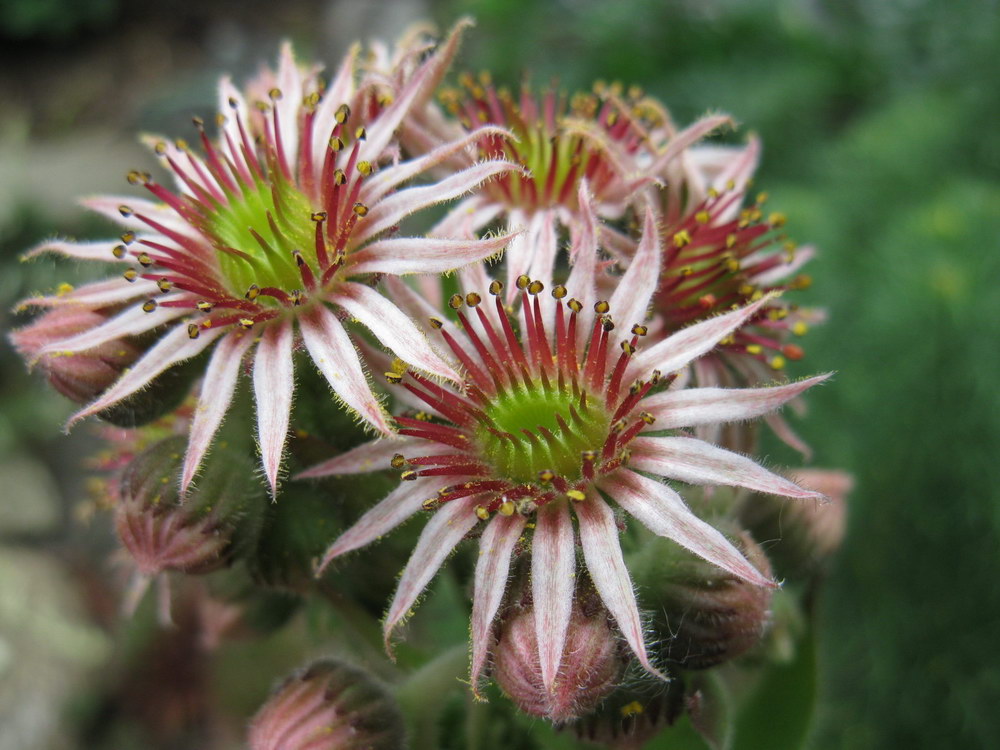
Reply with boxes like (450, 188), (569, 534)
(11, 20), (848, 748)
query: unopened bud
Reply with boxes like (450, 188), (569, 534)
(494, 595), (622, 722)
(248, 659), (405, 750)
(10, 307), (140, 404)
(653, 531), (773, 669)
(738, 469), (851, 580)
(116, 436), (264, 576)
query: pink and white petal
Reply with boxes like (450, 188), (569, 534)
(597, 223), (637, 264)
(181, 329), (256, 493)
(751, 245), (816, 285)
(365, 126), (512, 202)
(23, 238), (129, 263)
(531, 501), (575, 693)
(383, 494), (481, 651)
(317, 476), (448, 572)
(713, 135), (761, 200)
(273, 41), (303, 164)
(309, 43), (360, 166)
(332, 281), (459, 381)
(765, 412), (813, 460)
(141, 134), (220, 198)
(641, 374), (831, 429)
(646, 115), (733, 176)
(80, 196), (196, 238)
(360, 19), (472, 163)
(608, 205), (660, 335)
(575, 493), (663, 677)
(503, 210), (550, 301)
(253, 319), (295, 497)
(564, 182), (601, 339)
(299, 304), (393, 435)
(628, 294), (775, 382)
(346, 233), (513, 276)
(67, 324), (223, 427)
(471, 513), (527, 694)
(354, 160), (520, 244)
(295, 435), (434, 479)
(430, 195), (503, 239)
(599, 470), (773, 588)
(458, 258), (494, 298)
(629, 436), (823, 499)
(217, 77), (253, 177)
(23, 277), (160, 309)
(381, 276), (442, 336)
(526, 209), (559, 293)
(38, 302), (186, 357)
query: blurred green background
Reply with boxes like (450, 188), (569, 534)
(1, 0), (998, 748)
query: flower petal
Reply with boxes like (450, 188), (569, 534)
(181, 329), (256, 493)
(609, 204), (659, 336)
(641, 374), (831, 429)
(23, 238), (129, 263)
(317, 476), (447, 573)
(23, 277), (160, 309)
(309, 43), (360, 169)
(346, 233), (513, 276)
(383, 495), (481, 652)
(629, 436), (823, 499)
(575, 493), (664, 677)
(430, 194), (503, 239)
(646, 114), (733, 176)
(299, 304), (393, 435)
(37, 302), (185, 357)
(504, 210), (555, 301)
(628, 294), (775, 381)
(80, 195), (197, 238)
(67, 324), (223, 427)
(471, 513), (527, 695)
(599, 469), (773, 587)
(295, 435), (435, 479)
(253, 319), (295, 497)
(332, 281), (458, 381)
(531, 500), (575, 693)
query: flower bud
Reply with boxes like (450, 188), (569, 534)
(10, 307), (140, 404)
(653, 531), (773, 670)
(494, 594), (622, 722)
(248, 659), (405, 750)
(116, 436), (264, 576)
(738, 469), (851, 580)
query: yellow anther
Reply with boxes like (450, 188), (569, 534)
(354, 126), (367, 140)
(357, 160), (374, 176)
(566, 489), (586, 502)
(621, 701), (644, 717)
(466, 292), (482, 307)
(157, 278), (172, 293)
(489, 280), (504, 296)
(673, 229), (692, 248)
(385, 371), (404, 384)
(581, 450), (597, 462)
(120, 231), (136, 245)
(311, 211), (328, 222)
(631, 324), (648, 336)
(515, 274), (531, 290)
(769, 212), (787, 227)
(792, 321), (809, 336)
(756, 191), (769, 204)
(770, 355), (786, 370)
(332, 168), (346, 185)
(400, 470), (418, 481)
(499, 500), (515, 517)
(142, 299), (157, 313)
(137, 253), (152, 267)
(353, 202), (369, 217)
(620, 340), (635, 355)
(245, 284), (260, 300)
(112, 245), (126, 259)
(707, 187), (719, 199)
(187, 323), (200, 339)
(238, 318), (254, 329)
(329, 136), (345, 152)
(695, 210), (711, 224)
(390, 454), (406, 469)
(196, 300), (214, 312)
(725, 257), (741, 273)
(738, 284), (756, 297)
(527, 280), (544, 295)
(726, 233), (738, 248)
(552, 285), (568, 299)
(594, 300), (610, 314)
(422, 497), (439, 511)
(538, 469), (555, 484)
(118, 205), (133, 217)
(475, 505), (490, 521)
(791, 274), (812, 290)
(268, 87), (282, 101)
(725, 178), (736, 191)
(448, 294), (464, 309)
(335, 103), (351, 123)
(123, 268), (138, 282)
(746, 344), (763, 355)
(640, 411), (655, 424)
(429, 317), (444, 329)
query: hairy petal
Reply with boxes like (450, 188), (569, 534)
(531, 501), (575, 693)
(609, 205), (660, 336)
(181, 330), (256, 493)
(629, 436), (823, 499)
(646, 115), (733, 176)
(23, 238), (130, 263)
(332, 281), (459, 381)
(471, 513), (527, 695)
(23, 277), (160, 309)
(299, 303), (392, 435)
(576, 493), (664, 677)
(346, 233), (513, 276)
(430, 194), (503, 239)
(600, 469), (773, 587)
(317, 476), (447, 573)
(383, 495), (481, 652)
(37, 303), (186, 358)
(295, 436), (437, 479)
(67, 324), (223, 427)
(642, 374), (831, 429)
(253, 320), (295, 497)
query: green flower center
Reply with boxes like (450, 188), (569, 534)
(209, 181), (317, 299)
(475, 380), (610, 482)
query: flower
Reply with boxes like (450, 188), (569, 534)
(409, 73), (731, 299)
(301, 214), (827, 691)
(16, 24), (517, 496)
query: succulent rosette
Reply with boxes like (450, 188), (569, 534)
(404, 71), (731, 301)
(16, 25), (519, 495)
(301, 205), (828, 693)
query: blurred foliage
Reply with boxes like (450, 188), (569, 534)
(1, 0), (999, 747)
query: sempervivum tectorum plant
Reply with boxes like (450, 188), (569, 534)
(15, 25), (518, 496)
(300, 208), (829, 697)
(406, 71), (731, 300)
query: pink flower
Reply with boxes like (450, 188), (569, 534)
(409, 74), (731, 300)
(17, 25), (518, 496)
(301, 212), (828, 691)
